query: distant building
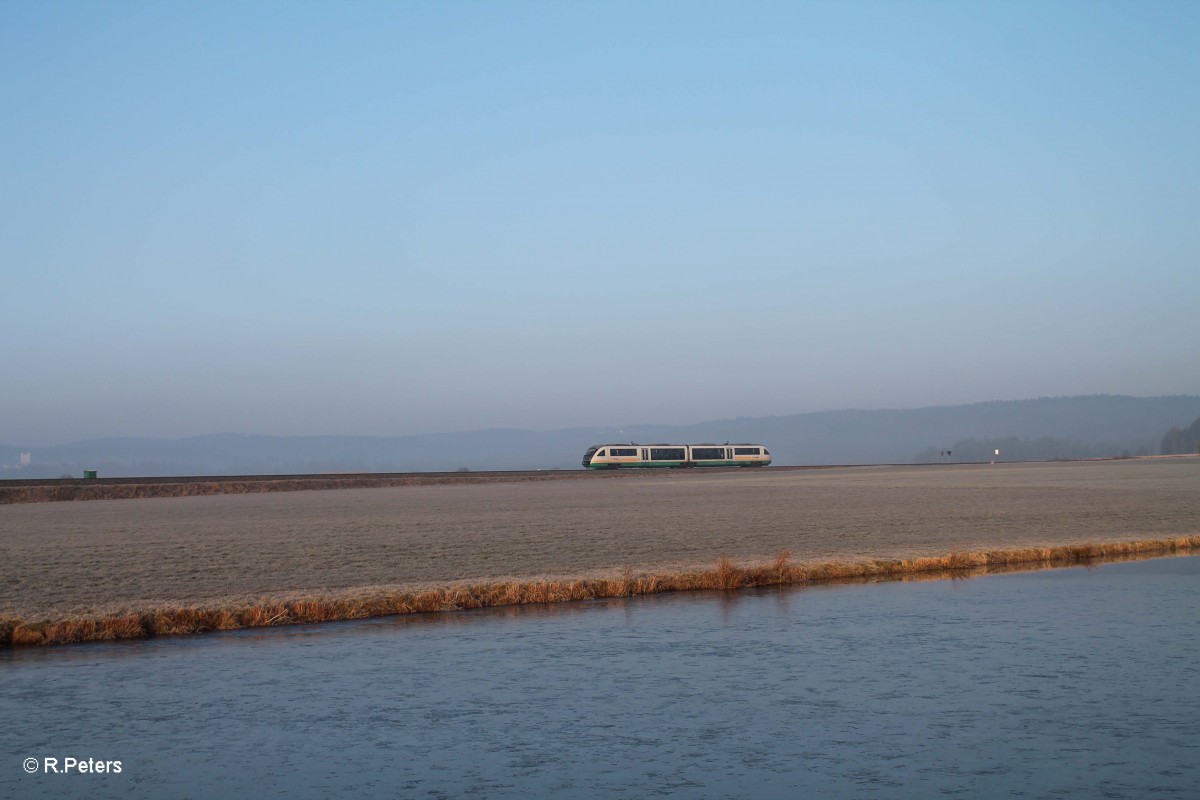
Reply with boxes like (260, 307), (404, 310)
(19, 452), (31, 466)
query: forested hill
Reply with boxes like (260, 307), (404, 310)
(3, 395), (1199, 478)
(641, 395), (1200, 466)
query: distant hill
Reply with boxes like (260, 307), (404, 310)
(3, 394), (1199, 478)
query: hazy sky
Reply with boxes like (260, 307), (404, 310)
(3, 1), (1198, 445)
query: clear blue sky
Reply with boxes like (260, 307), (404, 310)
(2, 1), (1198, 444)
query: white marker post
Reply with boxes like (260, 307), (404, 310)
(992, 448), (1000, 465)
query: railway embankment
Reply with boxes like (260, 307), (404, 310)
(0, 468), (649, 505)
(0, 461), (1106, 505)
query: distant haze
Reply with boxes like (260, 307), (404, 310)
(4, 395), (1198, 477)
(2, 3), (1198, 445)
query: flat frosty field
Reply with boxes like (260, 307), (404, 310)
(2, 459), (1198, 621)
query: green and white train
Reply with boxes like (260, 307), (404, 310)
(582, 443), (772, 469)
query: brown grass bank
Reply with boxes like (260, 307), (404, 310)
(4, 536), (1198, 647)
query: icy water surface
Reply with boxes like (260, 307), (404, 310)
(3, 556), (1199, 798)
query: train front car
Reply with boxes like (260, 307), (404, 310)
(582, 444), (772, 469)
(582, 446), (599, 468)
(582, 445), (641, 469)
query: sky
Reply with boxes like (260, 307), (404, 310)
(2, 1), (1198, 445)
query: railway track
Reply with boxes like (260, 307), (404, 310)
(2, 460), (1121, 504)
(0, 462), (946, 490)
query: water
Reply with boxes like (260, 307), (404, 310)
(3, 557), (1199, 798)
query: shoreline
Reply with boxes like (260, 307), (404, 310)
(5, 536), (1198, 648)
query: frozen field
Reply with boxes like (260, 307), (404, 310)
(2, 459), (1198, 620)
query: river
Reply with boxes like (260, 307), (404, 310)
(3, 555), (1198, 798)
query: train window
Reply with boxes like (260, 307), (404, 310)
(763, 449), (770, 456)
(597, 449), (607, 456)
(650, 448), (686, 461)
(691, 447), (724, 460)
(734, 447), (760, 456)
(611, 448), (637, 457)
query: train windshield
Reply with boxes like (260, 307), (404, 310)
(582, 446), (599, 467)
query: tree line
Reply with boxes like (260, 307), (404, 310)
(914, 415), (1200, 463)
(1161, 417), (1200, 455)
(914, 436), (1149, 463)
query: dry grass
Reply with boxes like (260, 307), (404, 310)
(4, 535), (1197, 647)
